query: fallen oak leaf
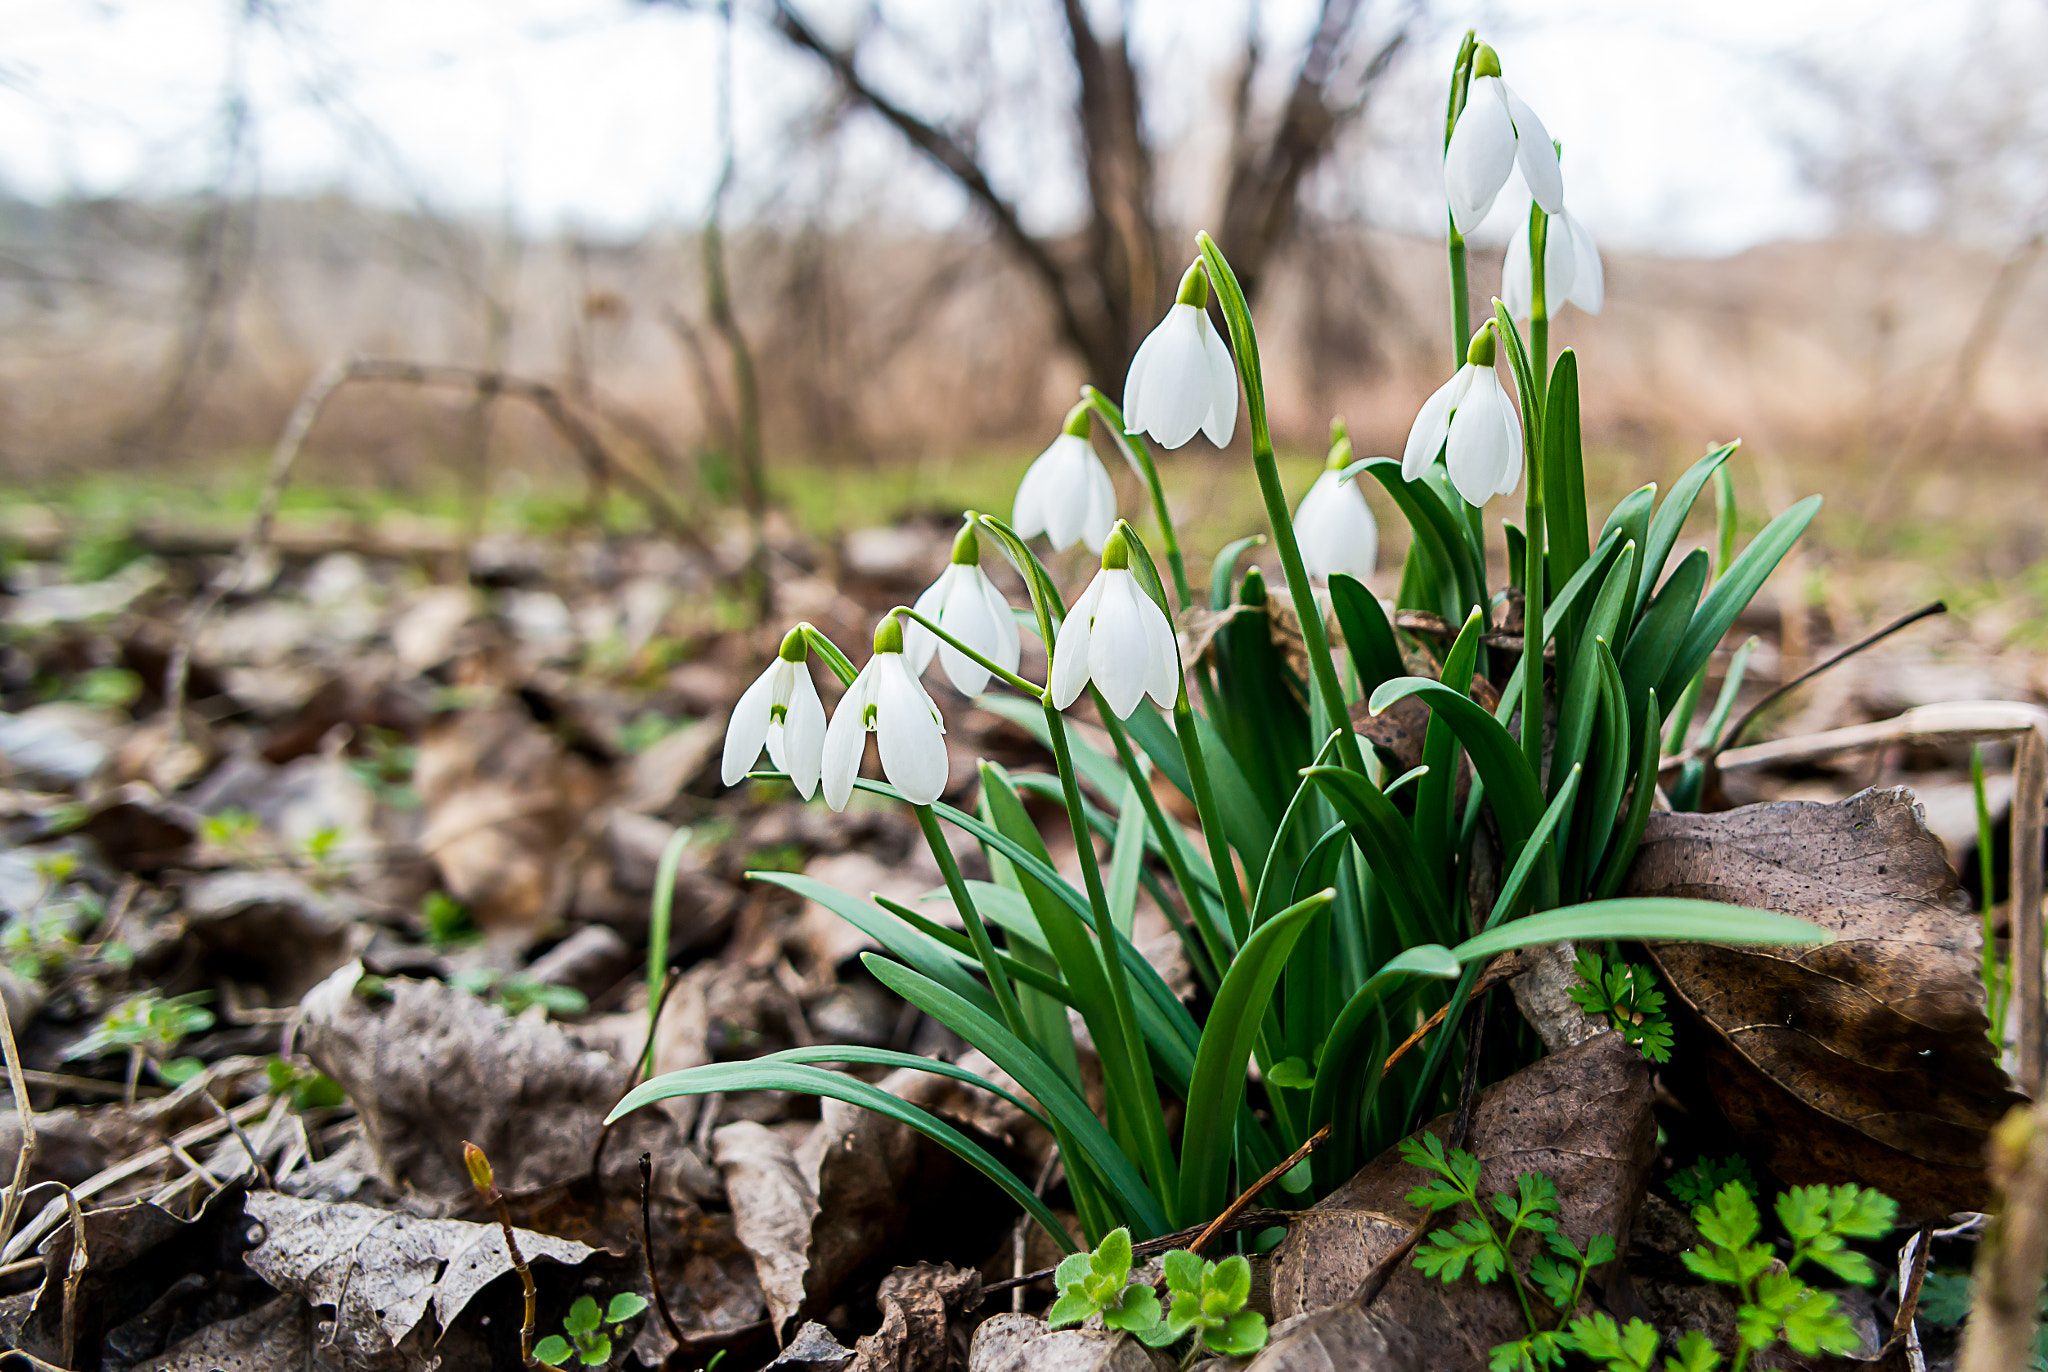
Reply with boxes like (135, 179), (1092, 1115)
(243, 1191), (596, 1364)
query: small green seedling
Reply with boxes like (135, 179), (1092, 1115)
(1667, 1154), (1755, 1210)
(1140, 1251), (1267, 1357)
(452, 968), (588, 1019)
(65, 990), (215, 1091)
(1046, 1227), (1161, 1334)
(535, 1293), (650, 1367)
(424, 892), (479, 949)
(266, 1056), (346, 1110)
(1568, 951), (1674, 1063)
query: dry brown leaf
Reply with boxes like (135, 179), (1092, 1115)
(849, 1263), (982, 1372)
(1268, 1032), (1655, 1367)
(1622, 786), (2025, 1221)
(714, 1120), (819, 1336)
(297, 965), (676, 1199)
(1236, 1301), (1425, 1372)
(967, 1313), (1174, 1372)
(242, 1191), (594, 1367)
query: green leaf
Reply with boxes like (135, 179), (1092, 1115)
(1304, 765), (1450, 941)
(1621, 548), (1708, 722)
(578, 1332), (613, 1366)
(1162, 1249), (1205, 1296)
(1367, 676), (1547, 865)
(749, 872), (997, 1018)
(1211, 535), (1266, 610)
(1660, 495), (1822, 710)
(1310, 945), (1461, 1180)
(1211, 1254), (1253, 1310)
(604, 1292), (649, 1324)
(1598, 484), (1657, 572)
(1695, 1180), (1762, 1251)
(1178, 890), (1333, 1221)
(1417, 608), (1487, 879)
(609, 1060), (1076, 1250)
(1543, 350), (1591, 590)
(1633, 442), (1738, 627)
(534, 1336), (574, 1367)
(1207, 1309), (1269, 1357)
(1105, 1285), (1162, 1332)
(1416, 1217), (1505, 1283)
(1346, 456), (1486, 620)
(864, 958), (1170, 1237)
(565, 1296), (601, 1336)
(1046, 1291), (1096, 1328)
(1530, 1250), (1578, 1308)
(1592, 685), (1666, 899)
(1564, 1312), (1661, 1372)
(1449, 898), (1829, 963)
(1666, 1328), (1722, 1372)
(1328, 572), (1407, 696)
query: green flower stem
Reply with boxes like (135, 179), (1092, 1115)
(1444, 31), (1478, 365)
(1082, 386), (1191, 613)
(1044, 700), (1181, 1214)
(893, 606), (1046, 700)
(1174, 686), (1253, 948)
(1096, 710), (1229, 992)
(1194, 232), (1366, 782)
(913, 804), (1028, 1040)
(797, 622), (859, 686)
(1528, 205), (1550, 397)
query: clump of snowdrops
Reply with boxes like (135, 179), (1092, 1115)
(615, 33), (1827, 1258)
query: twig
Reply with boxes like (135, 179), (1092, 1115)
(1961, 1103), (2048, 1372)
(1186, 1126), (1330, 1257)
(1381, 956), (1515, 1078)
(639, 1154), (688, 1351)
(57, 1186), (87, 1370)
(195, 1078), (272, 1189)
(467, 1143), (537, 1366)
(0, 987), (34, 1254)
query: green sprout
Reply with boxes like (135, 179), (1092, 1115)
(423, 891), (479, 949)
(65, 990), (215, 1093)
(1667, 1154), (1755, 1211)
(265, 1056), (346, 1110)
(1138, 1251), (1267, 1357)
(1046, 1228), (1160, 1334)
(452, 968), (588, 1019)
(1568, 951), (1674, 1063)
(535, 1293), (650, 1367)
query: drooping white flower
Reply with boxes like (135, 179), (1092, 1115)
(904, 523), (1021, 697)
(1444, 47), (1563, 235)
(1014, 412), (1117, 553)
(722, 627), (827, 798)
(822, 616), (949, 811)
(1049, 528), (1180, 719)
(1501, 207), (1603, 320)
(1401, 322), (1524, 507)
(1293, 437), (1379, 583)
(1123, 264), (1237, 450)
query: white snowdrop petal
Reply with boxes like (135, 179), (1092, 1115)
(1080, 452), (1118, 553)
(903, 570), (954, 677)
(1564, 213), (1604, 315)
(1495, 380), (1525, 497)
(1447, 373), (1519, 507)
(1444, 78), (1517, 234)
(1137, 588), (1181, 711)
(821, 669), (877, 812)
(977, 572), (1022, 675)
(722, 666), (778, 786)
(1148, 308), (1218, 449)
(1501, 214), (1533, 320)
(1122, 322), (1170, 433)
(1086, 573), (1151, 719)
(1012, 448), (1057, 542)
(1403, 367), (1474, 480)
(1199, 312), (1239, 447)
(1049, 576), (1105, 710)
(936, 572), (998, 697)
(875, 658), (949, 805)
(1502, 84), (1564, 214)
(779, 669), (826, 798)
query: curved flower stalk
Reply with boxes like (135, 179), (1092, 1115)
(1050, 528), (1181, 720)
(721, 626), (826, 798)
(822, 616), (949, 810)
(1402, 321), (1523, 507)
(1015, 403), (1118, 553)
(1503, 208), (1603, 320)
(1123, 263), (1238, 450)
(1294, 423), (1379, 583)
(1444, 45), (1562, 234)
(904, 522), (1021, 697)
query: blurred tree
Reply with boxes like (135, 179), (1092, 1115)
(691, 0), (1424, 394)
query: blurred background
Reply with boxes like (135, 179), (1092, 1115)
(3, 0), (2046, 623)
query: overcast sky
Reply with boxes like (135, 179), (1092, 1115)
(0, 0), (1980, 255)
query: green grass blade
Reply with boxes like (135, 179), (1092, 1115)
(1594, 688), (1665, 899)
(1304, 765), (1451, 944)
(1211, 534), (1266, 610)
(1328, 572), (1407, 698)
(1621, 547), (1708, 722)
(1346, 456), (1485, 620)
(1309, 943), (1460, 1186)
(610, 1060), (1077, 1249)
(1416, 608), (1485, 877)
(1660, 495), (1822, 709)
(1179, 890), (1334, 1222)
(1449, 894), (1827, 961)
(751, 872), (999, 1017)
(1366, 677), (1547, 859)
(1598, 484), (1657, 568)
(1543, 350), (1590, 588)
(1633, 442), (1738, 625)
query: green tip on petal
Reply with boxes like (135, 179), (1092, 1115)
(873, 614), (905, 656)
(1174, 260), (1209, 309)
(1238, 564), (1268, 607)
(1325, 430), (1352, 472)
(1061, 402), (1092, 439)
(1472, 43), (1501, 79)
(1101, 525), (1132, 571)
(951, 521), (980, 565)
(777, 626), (808, 663)
(1465, 322), (1498, 368)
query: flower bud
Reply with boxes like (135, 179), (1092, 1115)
(1100, 525), (1133, 571)
(873, 613), (906, 656)
(950, 521), (980, 566)
(463, 1141), (495, 1195)
(1238, 564), (1268, 608)
(1173, 261), (1209, 309)
(777, 625), (808, 664)
(1465, 323), (1498, 369)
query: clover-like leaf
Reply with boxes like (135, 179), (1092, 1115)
(1103, 1284), (1161, 1334)
(1046, 1290), (1097, 1329)
(1162, 1248), (1205, 1297)
(577, 1332), (613, 1367)
(1208, 1255), (1252, 1312)
(604, 1292), (649, 1325)
(1093, 1227), (1135, 1285)
(1053, 1252), (1092, 1293)
(535, 1336), (574, 1367)
(564, 1296), (601, 1337)
(1204, 1309), (1268, 1357)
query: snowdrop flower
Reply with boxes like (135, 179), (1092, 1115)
(722, 626), (826, 798)
(1014, 405), (1117, 552)
(1050, 526), (1180, 719)
(1501, 207), (1604, 320)
(904, 521), (1021, 697)
(1401, 322), (1523, 507)
(822, 615), (949, 811)
(1444, 45), (1563, 235)
(1122, 262), (1238, 450)
(1293, 427), (1378, 582)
